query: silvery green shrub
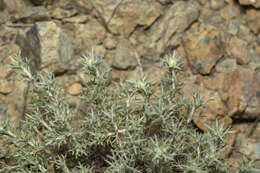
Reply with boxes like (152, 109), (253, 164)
(0, 51), (258, 173)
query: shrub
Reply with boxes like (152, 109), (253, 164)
(0, 50), (259, 172)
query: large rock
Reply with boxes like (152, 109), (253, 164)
(228, 66), (260, 119)
(181, 76), (230, 132)
(112, 38), (137, 70)
(92, 0), (163, 37)
(147, 1), (199, 57)
(183, 25), (224, 75)
(0, 62), (29, 129)
(227, 37), (251, 65)
(15, 21), (76, 74)
(246, 9), (260, 34)
(12, 6), (51, 23)
(73, 19), (107, 53)
(2, 0), (29, 14)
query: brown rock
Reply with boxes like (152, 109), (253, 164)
(101, 0), (163, 37)
(183, 25), (224, 75)
(228, 37), (251, 65)
(67, 83), (82, 96)
(148, 1), (199, 56)
(220, 5), (241, 20)
(74, 19), (107, 52)
(0, 65), (14, 79)
(193, 90), (228, 132)
(246, 9), (260, 34)
(16, 21), (76, 74)
(216, 58), (237, 74)
(112, 38), (137, 70)
(0, 79), (13, 94)
(103, 35), (117, 50)
(3, 0), (29, 14)
(228, 66), (260, 118)
(13, 6), (51, 23)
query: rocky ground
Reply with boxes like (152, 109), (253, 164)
(0, 0), (259, 167)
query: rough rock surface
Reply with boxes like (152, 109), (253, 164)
(15, 21), (76, 74)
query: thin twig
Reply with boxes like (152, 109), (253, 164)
(135, 51), (144, 78)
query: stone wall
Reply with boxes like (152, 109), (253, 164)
(0, 0), (259, 162)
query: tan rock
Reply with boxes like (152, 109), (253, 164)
(193, 90), (228, 132)
(216, 58), (237, 74)
(0, 79), (13, 94)
(112, 38), (137, 70)
(0, 65), (15, 79)
(74, 19), (107, 52)
(103, 35), (117, 50)
(228, 66), (260, 118)
(104, 0), (163, 37)
(228, 37), (251, 65)
(67, 83), (82, 96)
(220, 5), (241, 20)
(246, 9), (260, 34)
(16, 21), (76, 74)
(183, 25), (224, 75)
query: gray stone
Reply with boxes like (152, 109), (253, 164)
(112, 38), (137, 70)
(16, 21), (76, 74)
(146, 1), (199, 58)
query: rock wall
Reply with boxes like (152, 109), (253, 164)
(0, 0), (259, 162)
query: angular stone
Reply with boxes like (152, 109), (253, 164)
(0, 75), (29, 129)
(74, 0), (93, 14)
(148, 1), (199, 56)
(73, 19), (107, 52)
(15, 21), (76, 74)
(246, 9), (260, 34)
(92, 0), (162, 37)
(0, 79), (13, 94)
(220, 5), (241, 21)
(193, 90), (228, 132)
(228, 37), (251, 65)
(130, 1), (199, 62)
(13, 6), (51, 23)
(182, 76), (230, 132)
(216, 58), (237, 74)
(2, 0), (28, 14)
(0, 65), (14, 79)
(112, 38), (137, 70)
(183, 25), (224, 75)
(228, 66), (260, 118)
(103, 35), (117, 50)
